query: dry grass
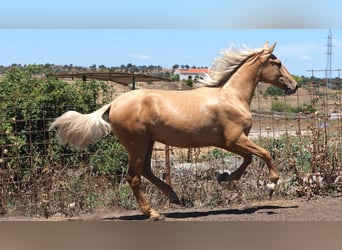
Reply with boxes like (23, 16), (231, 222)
(0, 80), (341, 218)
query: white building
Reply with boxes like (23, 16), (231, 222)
(174, 68), (209, 81)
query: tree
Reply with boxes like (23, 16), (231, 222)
(172, 74), (180, 81)
(265, 85), (285, 96)
(89, 64), (97, 71)
(98, 65), (107, 71)
(293, 75), (303, 84)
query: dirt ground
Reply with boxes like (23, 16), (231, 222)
(3, 195), (338, 221)
(81, 196), (342, 221)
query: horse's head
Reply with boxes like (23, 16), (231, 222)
(258, 42), (298, 95)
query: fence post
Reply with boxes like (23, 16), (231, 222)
(164, 145), (171, 186)
(164, 144), (172, 207)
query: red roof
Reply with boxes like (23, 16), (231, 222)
(176, 68), (209, 74)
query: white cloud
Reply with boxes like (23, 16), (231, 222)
(297, 55), (311, 61)
(131, 54), (151, 60)
(275, 42), (327, 67)
(277, 42), (324, 58)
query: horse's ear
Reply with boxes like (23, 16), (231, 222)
(260, 42), (276, 62)
(260, 42), (277, 62)
(263, 42), (276, 54)
(268, 42), (277, 52)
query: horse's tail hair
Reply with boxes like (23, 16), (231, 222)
(49, 102), (113, 149)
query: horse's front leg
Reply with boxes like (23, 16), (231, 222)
(216, 153), (252, 182)
(220, 133), (279, 196)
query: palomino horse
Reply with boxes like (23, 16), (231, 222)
(50, 42), (298, 220)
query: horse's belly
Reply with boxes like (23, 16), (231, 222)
(150, 126), (224, 148)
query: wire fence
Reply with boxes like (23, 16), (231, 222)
(0, 81), (341, 218)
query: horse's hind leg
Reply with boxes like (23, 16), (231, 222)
(124, 138), (164, 220)
(142, 140), (181, 205)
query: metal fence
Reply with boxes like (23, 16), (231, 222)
(0, 82), (341, 218)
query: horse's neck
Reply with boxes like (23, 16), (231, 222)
(222, 59), (261, 105)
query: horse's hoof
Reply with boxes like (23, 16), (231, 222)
(149, 214), (165, 221)
(266, 183), (276, 199)
(170, 197), (181, 205)
(216, 172), (230, 183)
(266, 183), (276, 191)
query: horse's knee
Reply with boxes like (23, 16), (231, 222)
(126, 174), (140, 188)
(125, 174), (132, 184)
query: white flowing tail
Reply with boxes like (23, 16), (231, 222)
(49, 102), (112, 148)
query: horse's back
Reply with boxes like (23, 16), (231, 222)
(108, 88), (226, 147)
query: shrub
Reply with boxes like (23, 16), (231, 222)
(0, 65), (129, 215)
(266, 85), (285, 96)
(289, 103), (316, 114)
(88, 135), (128, 177)
(271, 100), (292, 112)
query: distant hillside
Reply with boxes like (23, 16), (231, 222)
(0, 63), (203, 79)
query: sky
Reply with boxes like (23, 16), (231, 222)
(1, 0), (342, 77)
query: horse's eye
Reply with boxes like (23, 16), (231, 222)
(273, 61), (282, 68)
(270, 58), (282, 68)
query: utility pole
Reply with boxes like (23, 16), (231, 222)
(326, 29), (333, 88)
(306, 30), (341, 88)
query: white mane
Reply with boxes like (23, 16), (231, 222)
(198, 44), (263, 87)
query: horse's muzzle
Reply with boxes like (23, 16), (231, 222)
(280, 77), (298, 95)
(285, 84), (298, 95)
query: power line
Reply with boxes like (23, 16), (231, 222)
(306, 69), (342, 78)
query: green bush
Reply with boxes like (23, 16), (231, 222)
(200, 147), (233, 161)
(271, 100), (292, 112)
(271, 100), (317, 114)
(289, 103), (316, 114)
(0, 65), (129, 215)
(266, 85), (285, 96)
(88, 135), (128, 177)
